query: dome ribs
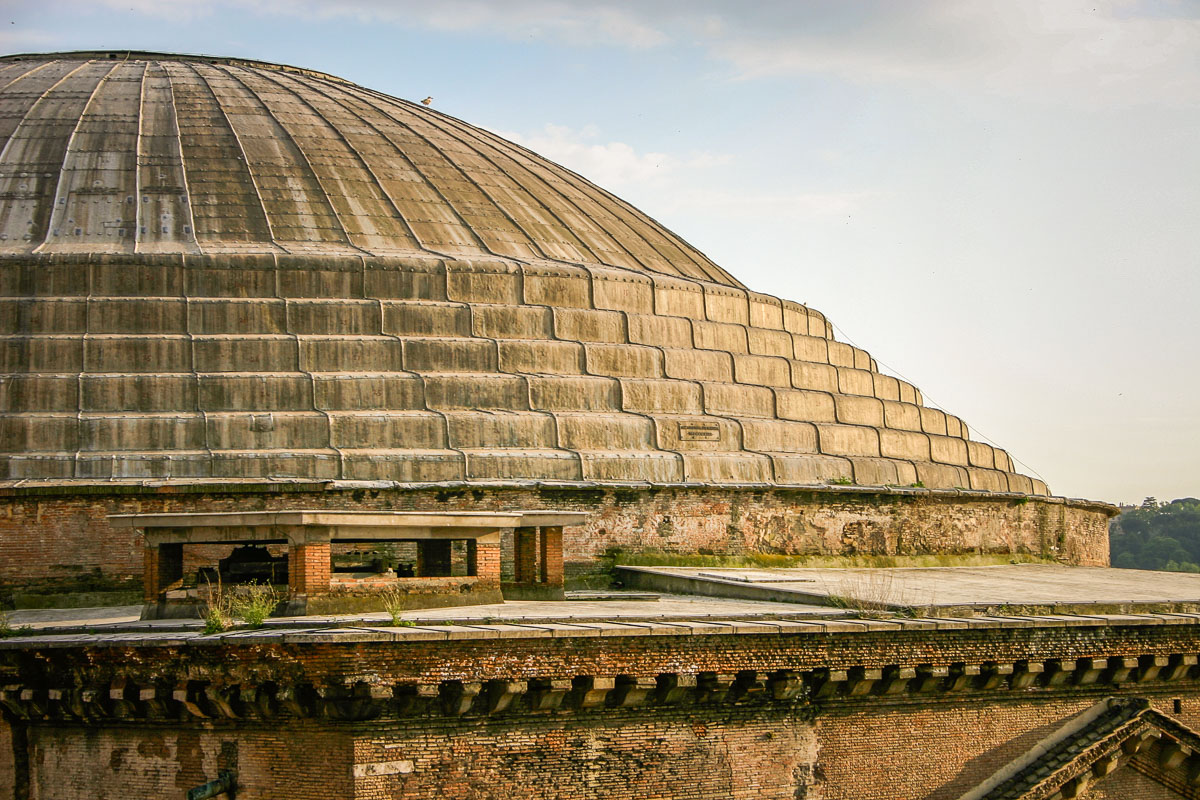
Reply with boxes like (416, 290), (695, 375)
(436, 104), (734, 286)
(41, 59), (141, 255)
(297, 79), (492, 259)
(399, 108), (602, 266)
(189, 61), (351, 251)
(136, 62), (200, 254)
(0, 54), (1049, 496)
(402, 101), (632, 270)
(0, 59), (68, 169)
(265, 71), (451, 259)
(0, 54), (745, 283)
(360, 95), (559, 264)
(0, 59), (110, 252)
(0, 59), (36, 87)
(162, 62), (277, 248)
(315, 78), (537, 262)
(230, 66), (426, 258)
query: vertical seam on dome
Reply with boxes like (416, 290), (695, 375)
(0, 60), (75, 159)
(311, 78), (508, 262)
(368, 293), (438, 480)
(174, 61), (281, 251)
(408, 365), (467, 483)
(0, 58), (38, 88)
(75, 261), (92, 480)
(39, 60), (122, 254)
(210, 63), (368, 257)
(182, 287), (214, 478)
(614, 378), (686, 484)
(259, 69), (451, 261)
(280, 255), (345, 480)
(26, 60), (116, 255)
(50, 60), (120, 478)
(367, 86), (667, 272)
(0, 60), (61, 171)
(132, 59), (149, 256)
(146, 61), (202, 256)
(704, 382), (777, 485)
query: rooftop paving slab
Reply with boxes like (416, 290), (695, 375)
(619, 564), (1200, 610)
(6, 567), (1200, 647)
(3, 592), (839, 635)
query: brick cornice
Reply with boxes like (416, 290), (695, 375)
(1, 615), (1199, 725)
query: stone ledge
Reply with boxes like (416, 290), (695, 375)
(0, 477), (1118, 514)
(2, 652), (1199, 724)
(0, 612), (1195, 646)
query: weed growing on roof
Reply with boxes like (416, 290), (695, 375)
(0, 610), (31, 638)
(232, 583), (280, 628)
(381, 587), (410, 626)
(203, 577), (280, 632)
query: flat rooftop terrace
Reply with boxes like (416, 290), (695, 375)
(617, 564), (1200, 613)
(4, 592), (839, 635)
(5, 565), (1200, 645)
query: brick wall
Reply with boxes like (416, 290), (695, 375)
(0, 718), (14, 800)
(3, 622), (1200, 798)
(0, 482), (1112, 594)
(1091, 765), (1182, 799)
(22, 724), (351, 800)
(8, 688), (1200, 798)
(288, 543), (331, 595)
(352, 711), (817, 800)
(817, 697), (1100, 799)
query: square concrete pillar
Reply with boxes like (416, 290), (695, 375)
(416, 540), (452, 577)
(538, 526), (564, 588)
(288, 542), (331, 596)
(514, 526), (537, 583)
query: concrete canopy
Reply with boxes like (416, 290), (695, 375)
(0, 51), (1045, 495)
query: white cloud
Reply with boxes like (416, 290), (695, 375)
(76, 0), (1200, 107)
(498, 123), (730, 190)
(89, 0), (212, 23)
(112, 0), (669, 49)
(693, 0), (1200, 107)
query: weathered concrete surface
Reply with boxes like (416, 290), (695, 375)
(0, 51), (1058, 503)
(5, 592), (839, 633)
(622, 564), (1200, 611)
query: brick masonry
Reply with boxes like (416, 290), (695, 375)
(8, 694), (1193, 799)
(0, 482), (1112, 594)
(288, 543), (331, 596)
(2, 619), (1200, 798)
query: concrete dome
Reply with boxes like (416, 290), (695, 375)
(0, 51), (1047, 496)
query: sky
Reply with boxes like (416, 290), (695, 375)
(2, 0), (1197, 505)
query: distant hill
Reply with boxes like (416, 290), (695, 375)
(1110, 497), (1200, 571)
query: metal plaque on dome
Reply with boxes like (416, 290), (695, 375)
(678, 421), (721, 442)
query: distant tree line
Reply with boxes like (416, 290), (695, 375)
(1110, 497), (1200, 572)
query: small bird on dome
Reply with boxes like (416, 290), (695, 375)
(421, 96), (433, 106)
